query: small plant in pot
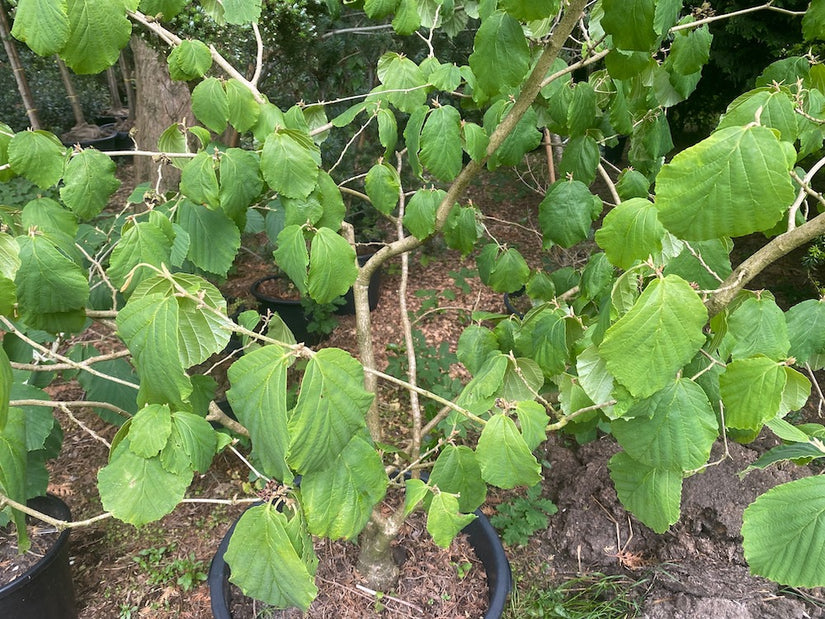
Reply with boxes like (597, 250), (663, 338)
(5, 1), (825, 617)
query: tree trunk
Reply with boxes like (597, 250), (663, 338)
(105, 66), (124, 113)
(131, 36), (195, 192)
(0, 0), (40, 129)
(55, 57), (86, 127)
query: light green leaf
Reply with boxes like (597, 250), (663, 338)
(307, 228), (357, 304)
(224, 504), (318, 610)
(287, 348), (373, 473)
(157, 123), (189, 169)
(718, 88), (798, 144)
(60, 149), (120, 219)
(98, 438), (192, 526)
(786, 299), (825, 368)
(167, 39), (212, 81)
(595, 198), (665, 269)
(222, 0), (261, 24)
(107, 220), (173, 293)
(725, 296), (790, 361)
(180, 151), (219, 207)
(313, 171), (346, 232)
(191, 77), (229, 133)
(501, 0), (559, 21)
(404, 188), (444, 240)
(364, 162), (400, 215)
(515, 306), (569, 378)
(501, 356), (543, 402)
(669, 24), (712, 75)
(377, 107), (397, 154)
(616, 169), (650, 200)
(8, 131), (65, 188)
(128, 404), (172, 458)
(219, 148), (262, 225)
(116, 293), (192, 409)
(176, 199), (240, 276)
(60, 0), (134, 74)
(456, 325), (499, 376)
(427, 492), (476, 548)
(487, 248), (529, 294)
(420, 105), (463, 182)
(0, 233), (19, 283)
(404, 478), (430, 517)
(455, 352), (508, 413)
(0, 346), (11, 429)
(430, 445), (486, 513)
(742, 477), (825, 587)
(602, 0), (656, 51)
(273, 225), (309, 294)
(778, 366), (811, 417)
(514, 400), (549, 451)
(12, 0), (69, 57)
(404, 105), (428, 177)
(427, 62), (461, 92)
(539, 179), (600, 249)
(226, 79), (261, 133)
(803, 0), (825, 41)
(227, 345), (292, 481)
(261, 129), (319, 199)
(170, 411), (216, 473)
(608, 451), (681, 533)
(476, 413), (541, 489)
(469, 11), (529, 95)
(462, 122), (488, 162)
(392, 0), (421, 34)
(663, 238), (732, 290)
(655, 126), (796, 239)
(301, 435), (387, 539)
(557, 135), (600, 184)
(443, 205), (480, 255)
(599, 275), (707, 398)
(364, 0), (398, 18)
(376, 52), (427, 113)
(720, 356), (787, 431)
(612, 379), (717, 470)
(576, 346), (614, 415)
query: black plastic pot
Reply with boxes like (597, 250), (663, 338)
(249, 277), (316, 345)
(0, 494), (77, 619)
(335, 253), (383, 316)
(208, 504), (511, 618)
(503, 287), (527, 319)
(62, 124), (118, 151)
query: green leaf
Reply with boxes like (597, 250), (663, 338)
(130, 273), (230, 368)
(273, 225), (309, 294)
(576, 346), (614, 415)
(157, 123), (189, 169)
(219, 148), (262, 225)
(720, 356), (786, 431)
(0, 346), (11, 429)
(515, 306), (569, 377)
(462, 122), (488, 162)
(457, 325), (499, 376)
(376, 107), (398, 155)
(476, 413), (541, 489)
(392, 0), (421, 34)
(420, 105), (463, 182)
(596, 198), (665, 269)
(261, 129), (319, 199)
(404, 188), (444, 239)
(60, 0), (134, 74)
(117, 293), (192, 409)
(486, 248), (529, 294)
(128, 404), (172, 458)
(599, 275), (707, 398)
(287, 349), (373, 473)
(176, 199), (240, 276)
(226, 79), (261, 133)
(404, 105), (428, 178)
(485, 103), (542, 169)
(514, 400), (549, 451)
(427, 62), (461, 92)
(655, 126), (796, 240)
(404, 478), (429, 517)
(567, 82), (597, 136)
(376, 52), (427, 113)
(364, 0), (398, 18)
(60, 149), (120, 219)
(222, 0), (261, 24)
(98, 438), (192, 526)
(0, 408), (30, 550)
(191, 77), (229, 133)
(427, 492), (476, 548)
(430, 445), (486, 513)
(364, 162), (400, 215)
(227, 345), (292, 481)
(107, 220), (173, 293)
(778, 367), (812, 417)
(224, 504), (318, 610)
(501, 0), (559, 21)
(718, 88), (798, 144)
(8, 131), (65, 188)
(180, 151), (219, 207)
(301, 436), (387, 539)
(608, 451), (681, 533)
(539, 180), (600, 249)
(742, 477), (825, 587)
(725, 296), (790, 361)
(616, 169), (650, 201)
(602, 0), (656, 51)
(557, 135), (600, 184)
(662, 238), (732, 290)
(313, 171), (346, 232)
(612, 379), (717, 470)
(167, 39), (212, 80)
(170, 411), (215, 473)
(11, 0), (69, 57)
(469, 11), (529, 95)
(803, 0), (825, 41)
(456, 351), (508, 413)
(786, 299), (825, 368)
(307, 228), (357, 304)
(669, 24), (712, 75)
(443, 206), (479, 255)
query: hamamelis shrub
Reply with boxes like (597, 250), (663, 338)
(4, 0), (825, 609)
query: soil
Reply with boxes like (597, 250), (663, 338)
(30, 160), (825, 618)
(0, 518), (62, 587)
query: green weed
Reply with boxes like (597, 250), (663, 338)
(507, 573), (645, 618)
(133, 543), (208, 592)
(490, 484), (558, 547)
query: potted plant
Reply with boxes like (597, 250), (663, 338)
(3, 1), (825, 616)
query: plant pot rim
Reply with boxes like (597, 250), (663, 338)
(208, 501), (511, 618)
(250, 275), (302, 306)
(0, 494), (72, 598)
